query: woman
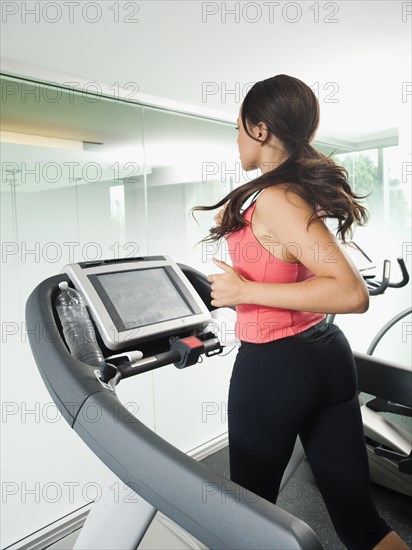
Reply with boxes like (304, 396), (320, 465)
(193, 75), (409, 549)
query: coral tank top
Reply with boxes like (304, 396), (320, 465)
(226, 201), (326, 343)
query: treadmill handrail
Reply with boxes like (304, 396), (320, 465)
(354, 351), (412, 407)
(26, 273), (323, 550)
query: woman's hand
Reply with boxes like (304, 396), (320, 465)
(207, 258), (249, 307)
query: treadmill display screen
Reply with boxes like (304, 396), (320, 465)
(64, 255), (211, 349)
(91, 267), (195, 332)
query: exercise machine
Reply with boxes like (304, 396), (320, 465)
(25, 247), (411, 549)
(25, 255), (322, 550)
(326, 243), (412, 497)
(358, 263), (411, 496)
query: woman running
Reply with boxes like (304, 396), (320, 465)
(193, 74), (409, 550)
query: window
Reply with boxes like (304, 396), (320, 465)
(333, 145), (410, 253)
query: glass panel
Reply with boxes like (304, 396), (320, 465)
(142, 107), (241, 273)
(141, 107), (243, 450)
(0, 76), (147, 543)
(333, 146), (410, 251)
(335, 149), (379, 207)
(384, 145), (411, 244)
(1, 77), (146, 274)
(333, 145), (410, 365)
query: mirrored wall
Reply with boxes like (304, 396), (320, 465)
(0, 75), (244, 545)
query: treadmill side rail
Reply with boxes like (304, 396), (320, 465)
(26, 273), (323, 550)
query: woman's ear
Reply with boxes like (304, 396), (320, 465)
(255, 122), (269, 142)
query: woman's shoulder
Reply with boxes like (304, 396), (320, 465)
(256, 184), (314, 217)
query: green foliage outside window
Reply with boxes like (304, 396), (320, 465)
(332, 149), (410, 237)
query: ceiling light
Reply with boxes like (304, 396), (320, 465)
(0, 131), (83, 150)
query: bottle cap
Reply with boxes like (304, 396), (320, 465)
(58, 282), (69, 290)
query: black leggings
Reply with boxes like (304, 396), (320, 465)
(228, 320), (393, 550)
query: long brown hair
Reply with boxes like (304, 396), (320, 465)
(192, 74), (368, 243)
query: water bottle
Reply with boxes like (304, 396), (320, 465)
(55, 281), (105, 367)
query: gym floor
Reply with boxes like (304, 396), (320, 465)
(202, 446), (412, 549)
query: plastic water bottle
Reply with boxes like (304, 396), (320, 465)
(55, 281), (105, 367)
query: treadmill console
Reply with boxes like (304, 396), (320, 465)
(62, 256), (211, 350)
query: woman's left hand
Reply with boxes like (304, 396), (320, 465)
(207, 258), (249, 307)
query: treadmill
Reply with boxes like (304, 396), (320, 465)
(25, 256), (322, 550)
(25, 250), (411, 549)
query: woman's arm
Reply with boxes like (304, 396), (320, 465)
(208, 186), (369, 314)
